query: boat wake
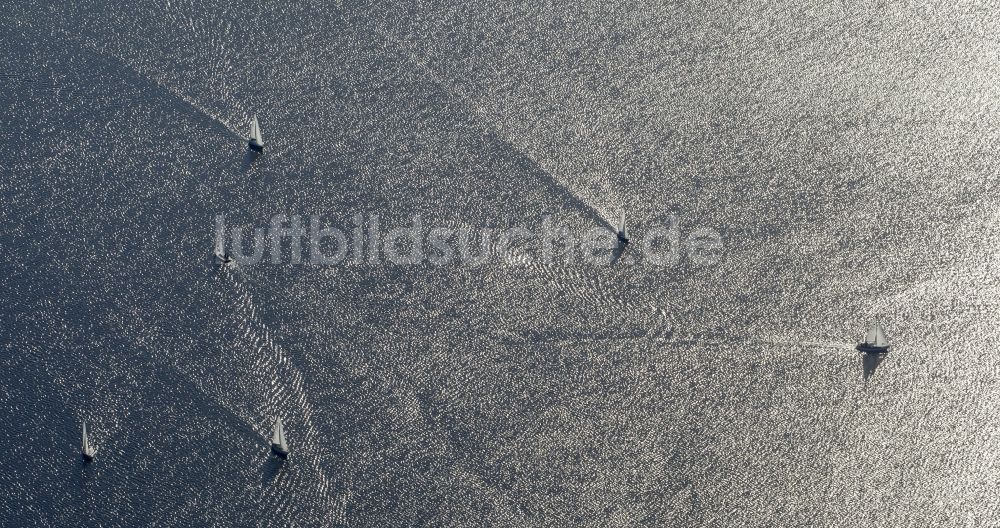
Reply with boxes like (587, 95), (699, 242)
(223, 272), (349, 523)
(758, 336), (855, 352)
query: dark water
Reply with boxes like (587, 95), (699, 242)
(2, 2), (998, 526)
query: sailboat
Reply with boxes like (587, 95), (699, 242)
(270, 418), (289, 459)
(81, 422), (97, 462)
(856, 321), (890, 354)
(212, 230), (235, 268)
(214, 248), (235, 268)
(248, 115), (264, 153)
(616, 212), (629, 246)
(217, 252), (235, 267)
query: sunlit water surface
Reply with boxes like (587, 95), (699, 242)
(2, 2), (999, 526)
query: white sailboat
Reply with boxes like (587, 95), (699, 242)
(213, 236), (235, 268)
(248, 115), (264, 152)
(270, 418), (289, 459)
(857, 321), (889, 354)
(214, 243), (235, 268)
(81, 422), (97, 462)
(616, 212), (629, 245)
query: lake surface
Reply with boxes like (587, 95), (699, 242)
(1, 1), (998, 526)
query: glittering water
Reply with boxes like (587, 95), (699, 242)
(2, 1), (999, 526)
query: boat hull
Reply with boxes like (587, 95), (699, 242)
(248, 141), (264, 153)
(81, 452), (95, 462)
(271, 445), (289, 459)
(856, 343), (889, 354)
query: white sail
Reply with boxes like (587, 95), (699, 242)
(253, 116), (263, 144)
(618, 212), (627, 238)
(873, 323), (888, 347)
(271, 418), (282, 445)
(247, 115), (264, 152)
(864, 322), (888, 347)
(271, 418), (287, 451)
(82, 422), (96, 457)
(863, 324), (876, 344)
(249, 115), (263, 145)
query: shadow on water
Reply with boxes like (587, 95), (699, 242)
(486, 130), (616, 233)
(240, 150), (259, 174)
(861, 352), (887, 380)
(262, 456), (285, 486)
(75, 456), (97, 488)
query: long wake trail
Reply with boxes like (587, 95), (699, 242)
(223, 269), (348, 524)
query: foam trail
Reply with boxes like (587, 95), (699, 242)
(759, 336), (855, 352)
(225, 272), (346, 521)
